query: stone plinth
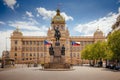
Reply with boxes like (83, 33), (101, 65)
(44, 63), (71, 69)
(44, 42), (71, 69)
(54, 46), (61, 57)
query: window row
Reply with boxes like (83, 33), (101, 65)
(22, 41), (43, 45)
(70, 53), (80, 58)
(70, 47), (81, 51)
(22, 58), (40, 61)
(12, 47), (47, 51)
(21, 53), (46, 57)
(12, 46), (21, 51)
(22, 47), (47, 51)
(14, 53), (46, 57)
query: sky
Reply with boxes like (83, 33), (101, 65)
(0, 0), (120, 57)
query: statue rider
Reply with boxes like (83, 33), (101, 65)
(54, 27), (61, 42)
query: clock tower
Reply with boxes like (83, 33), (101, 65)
(47, 9), (70, 43)
(51, 9), (65, 30)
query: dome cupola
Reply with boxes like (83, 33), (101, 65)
(51, 9), (65, 24)
(94, 27), (103, 37)
(12, 26), (23, 36)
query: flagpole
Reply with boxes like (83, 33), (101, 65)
(44, 40), (45, 64)
(71, 41), (73, 66)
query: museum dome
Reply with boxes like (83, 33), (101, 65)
(12, 26), (23, 36)
(94, 28), (103, 37)
(51, 9), (65, 24)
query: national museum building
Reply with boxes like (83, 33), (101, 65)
(10, 9), (105, 64)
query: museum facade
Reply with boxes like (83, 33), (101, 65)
(10, 9), (105, 64)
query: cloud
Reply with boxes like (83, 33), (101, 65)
(74, 7), (120, 36)
(3, 0), (18, 10)
(119, 0), (120, 3)
(8, 18), (42, 31)
(0, 21), (5, 25)
(0, 30), (12, 57)
(36, 7), (73, 21)
(36, 14), (40, 17)
(61, 12), (73, 21)
(26, 11), (34, 17)
(9, 21), (48, 32)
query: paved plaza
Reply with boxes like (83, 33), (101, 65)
(0, 65), (120, 80)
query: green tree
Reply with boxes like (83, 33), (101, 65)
(81, 41), (113, 66)
(108, 30), (120, 65)
(81, 44), (93, 60)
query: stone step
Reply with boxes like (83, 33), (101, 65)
(44, 63), (71, 69)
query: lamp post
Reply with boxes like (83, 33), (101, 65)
(44, 40), (45, 64)
(1, 54), (5, 68)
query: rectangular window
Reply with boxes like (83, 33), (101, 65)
(33, 47), (35, 51)
(26, 53), (28, 57)
(77, 53), (79, 58)
(26, 58), (28, 60)
(30, 41), (32, 45)
(34, 41), (36, 45)
(22, 53), (24, 57)
(15, 47), (17, 51)
(22, 41), (25, 45)
(26, 41), (28, 45)
(37, 41), (39, 45)
(30, 53), (32, 56)
(37, 47), (39, 51)
(30, 47), (32, 51)
(15, 53), (17, 56)
(22, 58), (24, 61)
(15, 40), (18, 44)
(41, 53), (43, 57)
(37, 53), (39, 58)
(74, 53), (76, 57)
(22, 47), (25, 51)
(26, 47), (28, 51)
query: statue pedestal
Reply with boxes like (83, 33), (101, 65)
(55, 42), (60, 46)
(44, 42), (71, 69)
(50, 56), (53, 63)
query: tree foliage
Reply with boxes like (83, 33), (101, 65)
(81, 41), (113, 60)
(108, 30), (120, 60)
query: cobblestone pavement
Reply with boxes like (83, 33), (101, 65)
(0, 65), (120, 80)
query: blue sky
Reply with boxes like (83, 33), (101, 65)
(0, 0), (120, 56)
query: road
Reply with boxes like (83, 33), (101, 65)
(0, 65), (120, 80)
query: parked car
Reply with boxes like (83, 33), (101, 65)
(114, 65), (120, 70)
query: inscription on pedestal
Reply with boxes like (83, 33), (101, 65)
(54, 46), (61, 56)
